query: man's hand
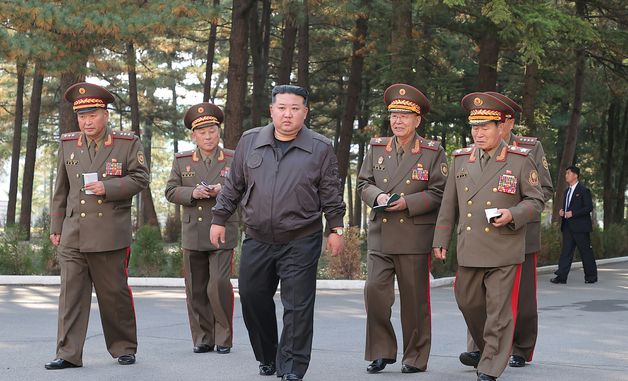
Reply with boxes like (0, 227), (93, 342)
(433, 247), (447, 261)
(210, 224), (226, 248)
(84, 181), (106, 196)
(559, 208), (565, 217)
(376, 193), (390, 207)
(207, 183), (221, 198)
(565, 210), (573, 219)
(193, 185), (212, 199)
(327, 233), (345, 257)
(386, 196), (407, 212)
(491, 208), (513, 227)
(50, 233), (61, 247)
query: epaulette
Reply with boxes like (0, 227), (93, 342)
(420, 138), (441, 151)
(111, 130), (136, 140)
(175, 150), (194, 158)
(514, 136), (538, 146)
(453, 147), (474, 156)
(508, 145), (531, 156)
(223, 149), (235, 157)
(61, 132), (81, 141)
(369, 137), (390, 146)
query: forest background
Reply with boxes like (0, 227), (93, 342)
(0, 0), (626, 279)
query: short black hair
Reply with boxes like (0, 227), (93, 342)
(271, 85), (309, 106)
(566, 165), (580, 176)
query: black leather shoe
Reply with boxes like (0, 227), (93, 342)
(366, 358), (396, 374)
(216, 345), (231, 354)
(282, 374), (302, 381)
(585, 279), (597, 284)
(459, 351), (480, 368)
(550, 277), (566, 284)
(259, 362), (276, 376)
(117, 354), (136, 365)
(509, 354), (526, 367)
(401, 364), (423, 373)
(193, 344), (214, 353)
(477, 372), (496, 381)
(45, 358), (80, 370)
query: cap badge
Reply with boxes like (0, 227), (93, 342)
(198, 107), (204, 113)
(79, 87), (86, 95)
(399, 88), (406, 96)
(473, 97), (483, 106)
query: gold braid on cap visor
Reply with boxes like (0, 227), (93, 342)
(387, 99), (421, 114)
(191, 115), (219, 130)
(73, 98), (107, 111)
(468, 109), (503, 122)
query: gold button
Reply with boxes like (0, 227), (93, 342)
(400, 193), (405, 196)
(464, 187), (469, 192)
(76, 173), (80, 178)
(80, 212), (86, 218)
(492, 187), (497, 192)
(467, 213), (472, 218)
(406, 180), (411, 184)
(486, 201), (492, 206)
(466, 226), (471, 231)
(383, 179), (388, 183)
(198, 206), (203, 211)
(467, 200), (473, 205)
(98, 212), (103, 217)
(198, 217), (203, 222)
(80, 199), (86, 205)
(196, 183), (199, 186)
(400, 219), (405, 223)
(485, 227), (490, 233)
(103, 174), (107, 178)
(382, 218), (388, 223)
(97, 199), (103, 204)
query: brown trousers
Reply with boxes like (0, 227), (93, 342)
(56, 245), (137, 365)
(364, 252), (431, 370)
(456, 264), (521, 378)
(182, 249), (234, 348)
(466, 253), (538, 362)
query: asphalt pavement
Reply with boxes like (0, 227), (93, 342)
(1, 261), (627, 381)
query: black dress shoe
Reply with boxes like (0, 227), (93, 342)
(117, 354), (136, 365)
(282, 374), (302, 381)
(459, 351), (480, 368)
(585, 279), (597, 284)
(509, 354), (526, 367)
(401, 364), (423, 373)
(477, 372), (496, 381)
(45, 358), (80, 370)
(216, 345), (231, 354)
(259, 362), (276, 376)
(366, 358), (396, 374)
(550, 277), (566, 284)
(193, 344), (214, 353)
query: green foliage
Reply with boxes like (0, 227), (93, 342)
(0, 225), (33, 274)
(129, 225), (165, 276)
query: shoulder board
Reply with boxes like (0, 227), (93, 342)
(452, 147), (474, 156)
(514, 136), (538, 146)
(223, 149), (235, 157)
(369, 137), (390, 146)
(508, 145), (531, 156)
(420, 138), (441, 151)
(61, 132), (81, 141)
(111, 130), (136, 140)
(175, 150), (194, 158)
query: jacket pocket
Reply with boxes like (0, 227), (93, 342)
(65, 207), (73, 217)
(182, 214), (191, 223)
(113, 202), (132, 209)
(240, 181), (254, 206)
(296, 184), (320, 212)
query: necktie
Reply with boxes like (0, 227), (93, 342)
(480, 153), (490, 171)
(565, 187), (572, 210)
(396, 147), (404, 166)
(88, 141), (96, 162)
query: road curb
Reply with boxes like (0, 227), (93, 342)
(1, 256), (626, 289)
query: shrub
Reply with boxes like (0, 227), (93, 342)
(0, 225), (34, 274)
(325, 226), (364, 279)
(129, 225), (165, 276)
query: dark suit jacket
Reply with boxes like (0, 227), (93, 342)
(561, 182), (593, 233)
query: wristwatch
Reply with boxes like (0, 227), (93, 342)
(330, 227), (344, 236)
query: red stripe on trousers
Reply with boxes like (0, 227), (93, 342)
(510, 263), (522, 338)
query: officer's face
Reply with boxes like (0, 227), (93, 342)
(471, 122), (503, 151)
(270, 93), (309, 138)
(498, 118), (515, 140)
(390, 112), (420, 142)
(192, 125), (220, 153)
(78, 109), (108, 139)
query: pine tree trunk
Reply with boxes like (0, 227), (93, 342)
(126, 42), (141, 137)
(347, 173), (354, 226)
(390, 0), (413, 82)
(297, 0), (309, 89)
(203, 0), (220, 102)
(170, 60), (182, 241)
(59, 64), (86, 135)
(140, 114), (161, 231)
(19, 65), (45, 240)
(250, 0), (271, 128)
(603, 100), (618, 228)
(224, 0), (254, 148)
(6, 62), (26, 226)
(613, 99), (628, 224)
(522, 62), (538, 135)
(277, 1), (298, 85)
(353, 80), (370, 229)
(477, 22), (498, 91)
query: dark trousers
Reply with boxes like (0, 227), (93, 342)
(239, 232), (322, 378)
(555, 228), (598, 282)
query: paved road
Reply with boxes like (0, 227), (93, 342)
(1, 262), (627, 381)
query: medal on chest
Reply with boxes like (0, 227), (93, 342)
(220, 166), (231, 177)
(66, 151), (79, 166)
(412, 163), (429, 181)
(182, 165), (196, 177)
(497, 170), (517, 194)
(105, 158), (123, 176)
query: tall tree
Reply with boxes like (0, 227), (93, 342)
(249, 0), (271, 127)
(6, 62), (26, 226)
(277, 1), (298, 84)
(203, 0), (220, 102)
(297, 0), (309, 89)
(522, 62), (538, 134)
(389, 0), (413, 82)
(477, 20), (499, 91)
(58, 63), (86, 134)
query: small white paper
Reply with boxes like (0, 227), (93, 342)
(485, 208), (501, 223)
(83, 172), (99, 194)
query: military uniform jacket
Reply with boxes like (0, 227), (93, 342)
(50, 129), (149, 252)
(509, 133), (554, 253)
(165, 148), (239, 251)
(358, 134), (448, 254)
(433, 140), (545, 267)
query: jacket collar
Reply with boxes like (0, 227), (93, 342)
(253, 123), (314, 153)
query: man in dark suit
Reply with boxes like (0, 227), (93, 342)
(551, 165), (598, 284)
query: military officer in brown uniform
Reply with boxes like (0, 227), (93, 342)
(433, 92), (545, 381)
(165, 102), (239, 355)
(460, 92), (554, 369)
(358, 84), (448, 374)
(47, 82), (149, 369)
